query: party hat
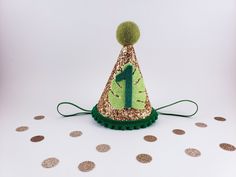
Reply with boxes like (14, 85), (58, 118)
(57, 21), (198, 130)
(91, 22), (158, 129)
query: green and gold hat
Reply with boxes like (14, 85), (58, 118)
(57, 21), (198, 130)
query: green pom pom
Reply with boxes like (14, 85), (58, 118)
(116, 21), (140, 46)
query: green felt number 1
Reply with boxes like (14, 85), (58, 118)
(116, 65), (133, 108)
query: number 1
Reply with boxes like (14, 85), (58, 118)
(116, 65), (133, 108)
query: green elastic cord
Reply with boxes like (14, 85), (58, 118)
(57, 102), (91, 117)
(57, 100), (198, 119)
(57, 99), (198, 119)
(156, 99), (198, 118)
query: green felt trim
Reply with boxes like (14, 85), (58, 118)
(91, 105), (158, 130)
(108, 63), (147, 109)
(116, 65), (133, 108)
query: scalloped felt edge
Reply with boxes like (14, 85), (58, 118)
(91, 105), (158, 130)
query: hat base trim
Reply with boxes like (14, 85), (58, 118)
(91, 105), (158, 130)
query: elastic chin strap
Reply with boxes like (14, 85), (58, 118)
(56, 99), (198, 118)
(56, 102), (91, 117)
(156, 99), (198, 118)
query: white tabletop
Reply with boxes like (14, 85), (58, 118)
(0, 0), (236, 176)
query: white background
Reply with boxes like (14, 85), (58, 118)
(0, 0), (236, 177)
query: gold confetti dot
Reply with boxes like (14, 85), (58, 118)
(96, 144), (111, 152)
(16, 126), (29, 132)
(69, 131), (82, 137)
(185, 148), (201, 157)
(34, 115), (45, 120)
(214, 116), (226, 121)
(195, 122), (207, 128)
(78, 161), (95, 172)
(136, 154), (152, 163)
(219, 143), (236, 151)
(31, 135), (44, 142)
(172, 129), (185, 135)
(42, 157), (59, 168)
(144, 135), (157, 142)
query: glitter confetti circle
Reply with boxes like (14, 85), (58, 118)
(172, 129), (185, 135)
(78, 161), (95, 172)
(96, 144), (111, 152)
(34, 115), (45, 120)
(185, 148), (201, 157)
(16, 126), (29, 132)
(214, 116), (226, 121)
(195, 122), (208, 128)
(144, 135), (157, 142)
(136, 153), (152, 163)
(219, 143), (236, 151)
(69, 131), (82, 137)
(42, 157), (59, 168)
(30, 135), (44, 142)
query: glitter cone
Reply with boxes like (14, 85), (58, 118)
(91, 46), (158, 129)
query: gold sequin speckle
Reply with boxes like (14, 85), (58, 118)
(34, 115), (45, 120)
(136, 154), (152, 163)
(42, 157), (59, 168)
(195, 122), (208, 128)
(172, 129), (185, 135)
(16, 126), (29, 132)
(96, 144), (111, 152)
(31, 135), (44, 142)
(214, 117), (226, 121)
(144, 135), (157, 142)
(70, 131), (82, 137)
(78, 161), (95, 172)
(185, 148), (201, 157)
(219, 143), (236, 151)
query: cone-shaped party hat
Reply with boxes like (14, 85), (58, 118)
(91, 21), (158, 129)
(96, 45), (153, 120)
(56, 21), (198, 130)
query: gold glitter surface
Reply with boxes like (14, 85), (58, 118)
(219, 143), (236, 151)
(144, 135), (157, 142)
(214, 116), (226, 121)
(195, 122), (208, 128)
(136, 153), (152, 163)
(185, 148), (201, 157)
(42, 157), (59, 168)
(78, 161), (95, 172)
(16, 126), (29, 132)
(96, 144), (111, 152)
(97, 45), (152, 121)
(69, 131), (82, 137)
(172, 129), (185, 135)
